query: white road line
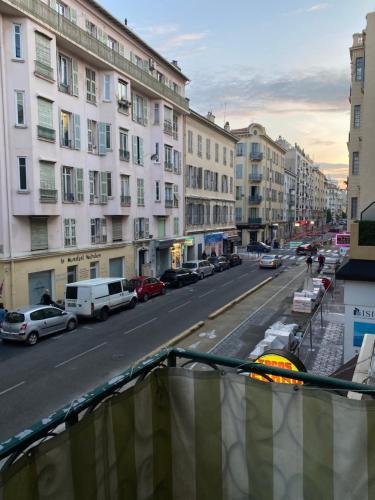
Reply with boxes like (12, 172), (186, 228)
(168, 301), (191, 313)
(82, 326), (93, 330)
(123, 317), (158, 335)
(289, 256), (296, 260)
(238, 272), (250, 277)
(199, 290), (215, 298)
(221, 280), (234, 287)
(326, 249), (332, 253)
(282, 255), (290, 260)
(298, 256), (305, 261)
(0, 381), (25, 397)
(54, 342), (107, 368)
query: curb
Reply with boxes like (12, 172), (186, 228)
(208, 277), (273, 320)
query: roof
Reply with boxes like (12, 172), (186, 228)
(67, 278), (124, 286)
(86, 0), (189, 81)
(336, 258), (375, 282)
(188, 109), (239, 142)
(231, 124), (287, 153)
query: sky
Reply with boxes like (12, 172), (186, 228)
(100, 0), (375, 186)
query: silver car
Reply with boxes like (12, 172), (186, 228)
(0, 306), (77, 346)
(182, 260), (215, 279)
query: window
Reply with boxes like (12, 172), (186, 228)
(188, 130), (193, 153)
(173, 114), (178, 139)
(37, 98), (54, 138)
(67, 265), (77, 284)
(105, 124), (111, 150)
(18, 157), (27, 191)
(221, 175), (228, 193)
(153, 103), (160, 125)
(215, 143), (219, 162)
(40, 161), (55, 191)
(137, 178), (144, 206)
(230, 177), (233, 194)
(235, 207), (242, 222)
(119, 128), (129, 160)
(13, 24), (22, 59)
(197, 135), (202, 157)
(117, 79), (128, 101)
(86, 68), (96, 103)
(91, 218), (107, 244)
(354, 105), (361, 128)
(107, 172), (112, 197)
(164, 106), (173, 134)
(90, 261), (99, 279)
(173, 217), (179, 236)
(230, 150), (234, 168)
(85, 20), (97, 38)
(15, 91), (25, 126)
(89, 170), (108, 203)
(132, 93), (148, 125)
(132, 136), (144, 165)
(35, 32), (51, 74)
(206, 138), (211, 159)
(155, 180), (161, 201)
(87, 120), (108, 154)
(58, 54), (78, 96)
(235, 165), (243, 179)
(107, 36), (118, 52)
(235, 186), (242, 201)
(64, 219), (76, 247)
(173, 150), (181, 174)
(355, 57), (364, 81)
(164, 145), (173, 170)
(352, 152), (359, 175)
(60, 111), (71, 147)
(62, 166), (84, 202)
(134, 218), (149, 240)
(236, 143), (245, 156)
(165, 183), (173, 207)
(112, 218), (123, 243)
(223, 147), (227, 165)
(103, 74), (111, 100)
(30, 217), (48, 251)
(173, 184), (179, 207)
(351, 197), (358, 219)
(157, 217), (166, 238)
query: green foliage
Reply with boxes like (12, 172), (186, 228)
(358, 221), (375, 246)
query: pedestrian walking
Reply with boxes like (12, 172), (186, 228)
(306, 255), (313, 274)
(202, 250), (207, 259)
(317, 254), (326, 273)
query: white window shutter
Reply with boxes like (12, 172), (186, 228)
(144, 218), (149, 238)
(70, 8), (77, 24)
(49, 0), (57, 11)
(76, 168), (84, 201)
(73, 114), (81, 150)
(100, 171), (108, 203)
(134, 218), (140, 240)
(89, 171), (94, 202)
(143, 97), (148, 126)
(72, 60), (79, 96)
(132, 136), (137, 163)
(119, 44), (125, 57)
(139, 138), (144, 165)
(98, 122), (106, 155)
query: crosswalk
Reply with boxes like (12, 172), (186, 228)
(270, 248), (338, 264)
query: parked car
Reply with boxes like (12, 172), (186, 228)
(222, 253), (242, 266)
(0, 305), (77, 346)
(208, 256), (230, 272)
(130, 276), (166, 302)
(247, 242), (271, 253)
(160, 268), (199, 288)
(65, 277), (137, 321)
(182, 260), (215, 279)
(295, 244), (318, 255)
(259, 254), (282, 269)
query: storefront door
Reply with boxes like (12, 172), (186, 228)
(28, 270), (53, 305)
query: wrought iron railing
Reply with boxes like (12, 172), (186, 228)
(39, 188), (57, 202)
(120, 195), (131, 206)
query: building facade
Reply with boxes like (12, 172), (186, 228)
(326, 179), (342, 222)
(283, 167), (297, 240)
(0, 0), (189, 307)
(311, 166), (327, 232)
(184, 112), (238, 259)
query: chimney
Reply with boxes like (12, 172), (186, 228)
(206, 111), (215, 123)
(171, 60), (180, 70)
(224, 121), (230, 131)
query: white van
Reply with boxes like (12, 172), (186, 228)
(64, 278), (137, 321)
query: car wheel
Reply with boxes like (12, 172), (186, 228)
(128, 298), (137, 309)
(143, 293), (149, 302)
(200, 273), (204, 280)
(99, 307), (109, 321)
(26, 332), (38, 346)
(66, 319), (77, 331)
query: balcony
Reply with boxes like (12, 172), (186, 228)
(248, 217), (262, 224)
(173, 124), (178, 140)
(37, 125), (56, 142)
(248, 195), (262, 205)
(163, 120), (173, 135)
(120, 195), (131, 207)
(117, 99), (130, 113)
(248, 173), (263, 182)
(34, 60), (54, 80)
(39, 188), (57, 203)
(165, 199), (173, 208)
(249, 152), (263, 161)
(164, 162), (173, 172)
(119, 149), (130, 161)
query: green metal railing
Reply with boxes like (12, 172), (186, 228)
(0, 347), (374, 467)
(9, 0), (189, 111)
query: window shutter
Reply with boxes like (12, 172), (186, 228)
(30, 217), (48, 251)
(49, 0), (57, 11)
(100, 171), (108, 203)
(130, 52), (135, 64)
(132, 92), (137, 121)
(132, 136), (137, 163)
(102, 32), (108, 47)
(101, 218), (107, 242)
(143, 59), (150, 72)
(58, 108), (63, 146)
(98, 122), (106, 155)
(35, 33), (51, 66)
(89, 171), (94, 202)
(134, 218), (140, 240)
(97, 27), (103, 42)
(139, 137), (144, 165)
(142, 97), (148, 126)
(73, 114), (81, 150)
(76, 168), (84, 201)
(72, 60), (79, 96)
(144, 218), (149, 238)
(119, 44), (125, 57)
(112, 217), (122, 242)
(70, 8), (77, 24)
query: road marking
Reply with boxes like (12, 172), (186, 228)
(0, 381), (25, 397)
(289, 256), (296, 260)
(282, 255), (290, 260)
(221, 280), (234, 287)
(123, 317), (158, 335)
(54, 342), (107, 368)
(168, 301), (191, 313)
(199, 290), (215, 298)
(238, 272), (250, 277)
(298, 256), (305, 261)
(82, 326), (93, 330)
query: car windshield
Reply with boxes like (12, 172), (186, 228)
(130, 279), (142, 287)
(5, 312), (25, 323)
(183, 263), (197, 269)
(262, 256), (273, 260)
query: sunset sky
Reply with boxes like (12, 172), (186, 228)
(101, 0), (375, 187)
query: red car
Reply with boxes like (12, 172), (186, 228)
(130, 276), (166, 302)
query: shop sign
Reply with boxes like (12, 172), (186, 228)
(204, 232), (224, 244)
(353, 307), (375, 320)
(250, 350), (306, 385)
(184, 237), (195, 246)
(61, 252), (102, 264)
(336, 233), (350, 247)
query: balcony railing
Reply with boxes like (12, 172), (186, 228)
(248, 173), (262, 182)
(119, 149), (130, 161)
(10, 0), (189, 110)
(248, 195), (262, 204)
(165, 199), (173, 208)
(39, 188), (57, 203)
(164, 120), (173, 135)
(164, 162), (173, 171)
(249, 152), (263, 161)
(34, 60), (54, 80)
(63, 192), (75, 203)
(37, 125), (56, 141)
(248, 217), (262, 224)
(120, 195), (131, 207)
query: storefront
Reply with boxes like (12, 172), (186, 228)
(204, 232), (224, 256)
(223, 230), (240, 254)
(183, 237), (195, 261)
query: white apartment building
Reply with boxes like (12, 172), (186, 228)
(311, 166), (327, 231)
(326, 179), (342, 221)
(184, 112), (238, 259)
(283, 168), (296, 240)
(0, 0), (189, 307)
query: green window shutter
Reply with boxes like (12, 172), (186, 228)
(31, 217), (48, 251)
(49, 0), (57, 11)
(102, 33), (108, 46)
(130, 51), (135, 64)
(76, 168), (84, 201)
(38, 98), (52, 128)
(100, 171), (108, 203)
(40, 162), (55, 189)
(73, 114), (81, 150)
(35, 32), (51, 66)
(69, 8), (77, 24)
(139, 137), (144, 165)
(134, 218), (140, 240)
(72, 60), (79, 96)
(89, 171), (94, 202)
(143, 97), (148, 126)
(132, 136), (138, 163)
(144, 218), (149, 238)
(97, 28), (103, 43)
(98, 122), (106, 155)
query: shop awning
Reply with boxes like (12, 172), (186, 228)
(223, 230), (240, 241)
(336, 258), (375, 282)
(155, 239), (175, 250)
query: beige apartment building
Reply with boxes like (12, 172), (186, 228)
(184, 112), (238, 259)
(233, 123), (287, 245)
(347, 14), (375, 222)
(311, 167), (327, 231)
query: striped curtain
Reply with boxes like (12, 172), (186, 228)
(1, 369), (374, 499)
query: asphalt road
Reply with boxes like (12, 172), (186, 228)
(0, 256), (290, 442)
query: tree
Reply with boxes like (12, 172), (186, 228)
(326, 209), (333, 224)
(341, 210), (347, 219)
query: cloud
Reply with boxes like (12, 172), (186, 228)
(311, 139), (337, 146)
(307, 3), (329, 12)
(157, 32), (208, 51)
(318, 163), (349, 186)
(136, 24), (178, 37)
